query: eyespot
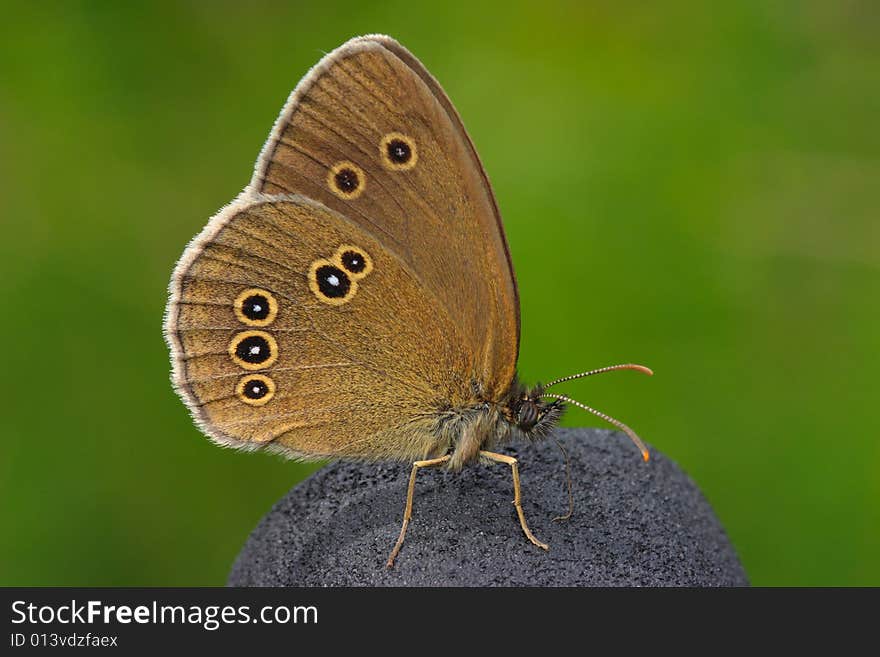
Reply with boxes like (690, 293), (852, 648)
(339, 250), (366, 274)
(228, 330), (278, 370)
(234, 288), (278, 327)
(315, 265), (350, 297)
(327, 161), (365, 200)
(308, 259), (357, 305)
(379, 132), (418, 171)
(236, 374), (276, 406)
(333, 244), (373, 279)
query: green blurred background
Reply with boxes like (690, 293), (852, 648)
(1, 1), (877, 586)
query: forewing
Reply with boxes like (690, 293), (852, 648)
(252, 35), (519, 398)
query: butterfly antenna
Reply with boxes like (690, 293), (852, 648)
(541, 393), (650, 462)
(544, 363), (653, 389)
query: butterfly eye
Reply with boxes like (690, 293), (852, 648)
(228, 330), (279, 370)
(236, 374), (276, 406)
(334, 245), (374, 279)
(328, 161), (366, 200)
(379, 132), (418, 171)
(234, 288), (278, 327)
(308, 259), (358, 306)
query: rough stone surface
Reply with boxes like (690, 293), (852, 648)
(228, 428), (748, 586)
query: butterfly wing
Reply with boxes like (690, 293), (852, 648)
(166, 196), (473, 461)
(251, 35), (519, 399)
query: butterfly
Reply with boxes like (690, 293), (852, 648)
(164, 34), (652, 568)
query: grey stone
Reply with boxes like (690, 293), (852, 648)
(228, 427), (748, 586)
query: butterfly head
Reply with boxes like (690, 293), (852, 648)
(509, 386), (564, 438)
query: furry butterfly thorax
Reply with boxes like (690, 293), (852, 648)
(164, 34), (651, 562)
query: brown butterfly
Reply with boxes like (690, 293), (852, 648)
(164, 34), (652, 567)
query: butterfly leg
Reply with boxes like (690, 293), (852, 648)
(386, 454), (452, 568)
(479, 451), (549, 551)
